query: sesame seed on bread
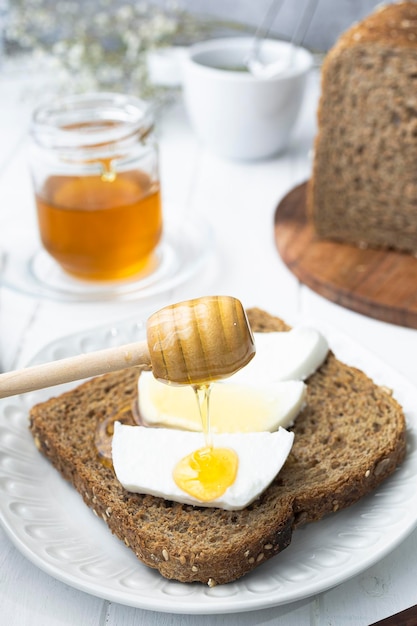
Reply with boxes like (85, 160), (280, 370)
(28, 308), (406, 585)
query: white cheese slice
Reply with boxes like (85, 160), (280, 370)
(139, 372), (306, 432)
(229, 328), (329, 385)
(112, 423), (294, 510)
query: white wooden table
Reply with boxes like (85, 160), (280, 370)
(1, 66), (416, 626)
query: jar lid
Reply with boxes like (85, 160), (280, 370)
(31, 92), (154, 151)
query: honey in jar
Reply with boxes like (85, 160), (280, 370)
(30, 93), (163, 281)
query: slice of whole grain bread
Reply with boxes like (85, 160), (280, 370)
(29, 308), (406, 585)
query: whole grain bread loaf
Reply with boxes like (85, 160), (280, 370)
(29, 308), (406, 585)
(308, 2), (417, 253)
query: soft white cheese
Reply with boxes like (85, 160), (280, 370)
(138, 328), (328, 433)
(229, 328), (329, 385)
(138, 373), (306, 432)
(112, 423), (294, 510)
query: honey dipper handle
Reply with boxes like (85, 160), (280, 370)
(0, 340), (151, 399)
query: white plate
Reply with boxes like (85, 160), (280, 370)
(0, 319), (416, 615)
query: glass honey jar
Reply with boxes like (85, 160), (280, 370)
(29, 92), (163, 282)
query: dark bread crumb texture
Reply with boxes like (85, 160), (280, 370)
(29, 308), (406, 585)
(308, 2), (417, 254)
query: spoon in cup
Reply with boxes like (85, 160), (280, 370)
(246, 0), (319, 79)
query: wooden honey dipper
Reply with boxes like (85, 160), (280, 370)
(0, 296), (255, 399)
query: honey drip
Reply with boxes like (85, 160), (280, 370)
(173, 384), (238, 502)
(95, 402), (140, 468)
(194, 384), (213, 448)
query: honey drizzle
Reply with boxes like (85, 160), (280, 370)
(172, 382), (238, 502)
(95, 402), (140, 468)
(100, 160), (117, 182)
(193, 383), (213, 448)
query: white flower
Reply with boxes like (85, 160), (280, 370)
(6, 0), (246, 101)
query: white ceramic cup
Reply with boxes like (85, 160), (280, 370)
(182, 37), (313, 161)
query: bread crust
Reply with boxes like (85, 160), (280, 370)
(29, 308), (406, 585)
(334, 2), (417, 50)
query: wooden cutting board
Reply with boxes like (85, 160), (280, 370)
(274, 181), (417, 329)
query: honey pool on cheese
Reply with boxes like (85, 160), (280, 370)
(139, 373), (306, 432)
(112, 423), (294, 510)
(138, 328), (328, 433)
